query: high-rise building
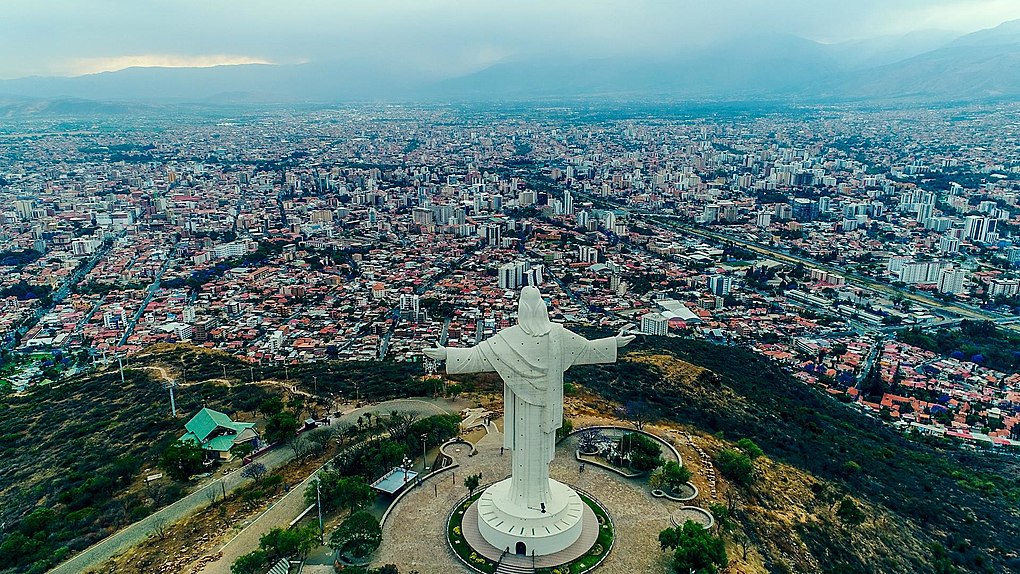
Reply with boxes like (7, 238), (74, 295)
(484, 224), (502, 246)
(937, 268), (967, 295)
(498, 261), (530, 289)
(899, 261), (945, 284)
(989, 278), (1020, 298)
(563, 190), (574, 215)
(817, 196), (831, 214)
(1006, 246), (1020, 266)
(640, 312), (669, 336)
(791, 198), (818, 222)
(578, 245), (600, 264)
(707, 275), (732, 296)
(963, 216), (995, 243)
(938, 235), (960, 254)
(14, 199), (34, 220)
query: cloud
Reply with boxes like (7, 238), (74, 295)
(0, 0), (1018, 80)
(62, 54), (274, 76)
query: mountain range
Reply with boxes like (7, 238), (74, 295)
(1, 19), (1019, 109)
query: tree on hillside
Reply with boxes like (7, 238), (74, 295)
(836, 497), (867, 527)
(231, 549), (267, 574)
(659, 520), (728, 574)
(240, 462), (267, 484)
(258, 396), (284, 418)
(619, 399), (654, 429)
(159, 440), (206, 481)
(715, 449), (754, 487)
(736, 438), (764, 460)
(264, 411), (299, 445)
(257, 526), (319, 563)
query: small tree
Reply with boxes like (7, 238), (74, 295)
(735, 438), (763, 460)
(660, 460), (693, 492)
(258, 396), (284, 418)
(329, 511), (382, 559)
(619, 400), (653, 430)
(715, 449), (754, 487)
(306, 427), (334, 453)
(240, 462), (267, 484)
(151, 516), (171, 541)
(264, 411), (299, 445)
(555, 419), (574, 441)
(464, 472), (482, 496)
(259, 526), (319, 562)
(309, 472), (375, 513)
(230, 441), (255, 459)
(576, 428), (603, 453)
(159, 439), (206, 481)
(659, 520), (728, 574)
(231, 549), (267, 574)
(836, 497), (866, 526)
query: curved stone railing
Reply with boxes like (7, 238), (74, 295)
(564, 424), (682, 465)
(670, 506), (715, 530)
(574, 451), (645, 478)
(566, 425), (684, 481)
(651, 482), (699, 502)
(441, 437), (478, 457)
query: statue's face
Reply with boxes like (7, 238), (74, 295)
(518, 287), (551, 336)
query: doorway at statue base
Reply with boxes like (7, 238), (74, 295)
(476, 478), (584, 557)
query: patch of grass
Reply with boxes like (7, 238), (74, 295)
(447, 492), (496, 573)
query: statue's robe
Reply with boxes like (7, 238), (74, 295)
(446, 324), (617, 509)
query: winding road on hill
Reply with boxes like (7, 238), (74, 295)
(50, 398), (454, 574)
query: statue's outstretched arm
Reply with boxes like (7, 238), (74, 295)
(568, 326), (635, 366)
(427, 345), (497, 375)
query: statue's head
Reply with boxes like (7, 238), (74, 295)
(518, 286), (552, 336)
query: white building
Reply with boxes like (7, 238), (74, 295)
(899, 261), (945, 284)
(641, 312), (669, 336)
(936, 268), (967, 295)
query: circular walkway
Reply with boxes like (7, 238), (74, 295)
(375, 424), (682, 573)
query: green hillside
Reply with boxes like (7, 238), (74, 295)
(0, 344), (426, 574)
(572, 336), (1020, 574)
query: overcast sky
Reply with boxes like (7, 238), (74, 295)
(2, 0), (1019, 80)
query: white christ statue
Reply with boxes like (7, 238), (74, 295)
(425, 287), (634, 556)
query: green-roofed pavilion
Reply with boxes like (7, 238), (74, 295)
(180, 407), (259, 460)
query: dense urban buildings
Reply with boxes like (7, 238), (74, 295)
(2, 103), (1019, 449)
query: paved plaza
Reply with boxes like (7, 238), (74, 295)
(375, 421), (692, 574)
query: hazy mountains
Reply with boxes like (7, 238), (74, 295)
(2, 20), (1019, 108)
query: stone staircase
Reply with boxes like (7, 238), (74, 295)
(495, 553), (535, 574)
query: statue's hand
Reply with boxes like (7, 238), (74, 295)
(423, 347), (448, 361)
(615, 334), (636, 348)
(615, 324), (636, 348)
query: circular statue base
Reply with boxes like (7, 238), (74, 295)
(449, 490), (613, 572)
(476, 478), (583, 556)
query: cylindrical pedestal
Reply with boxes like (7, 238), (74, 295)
(476, 478), (584, 557)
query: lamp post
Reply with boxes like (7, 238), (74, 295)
(421, 433), (429, 472)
